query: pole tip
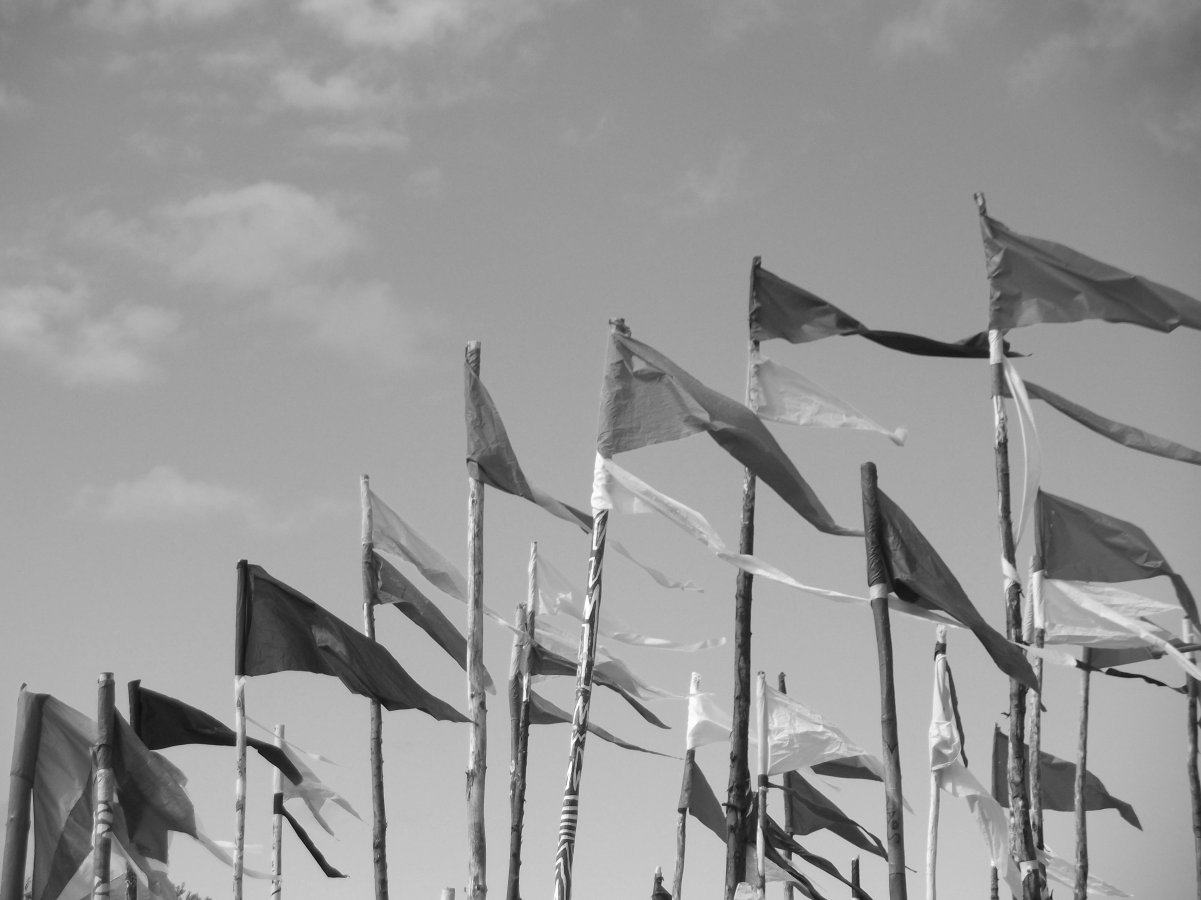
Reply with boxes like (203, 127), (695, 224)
(973, 192), (987, 214)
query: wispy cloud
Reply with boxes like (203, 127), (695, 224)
(73, 464), (347, 531)
(876, 0), (990, 60)
(662, 141), (749, 219)
(0, 279), (179, 386)
(702, 0), (785, 42)
(75, 0), (259, 31)
(271, 65), (402, 114)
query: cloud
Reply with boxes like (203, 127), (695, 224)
(271, 65), (401, 114)
(876, 0), (990, 59)
(0, 280), (179, 386)
(702, 0), (785, 41)
(663, 141), (749, 218)
(75, 0), (258, 30)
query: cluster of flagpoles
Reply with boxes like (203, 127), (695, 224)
(3, 195), (1201, 900)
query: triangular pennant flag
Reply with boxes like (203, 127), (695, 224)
(779, 770), (886, 859)
(368, 488), (469, 601)
(279, 740), (362, 837)
(526, 690), (670, 757)
(763, 684), (883, 778)
(677, 756), (727, 841)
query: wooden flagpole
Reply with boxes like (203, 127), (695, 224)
(505, 543), (537, 900)
(726, 256), (761, 900)
(92, 673), (116, 900)
(777, 672), (794, 900)
(234, 560), (250, 900)
(126, 681), (142, 900)
(551, 319), (625, 900)
(1185, 617), (1201, 900)
(0, 689), (40, 900)
(360, 475), (390, 900)
(672, 673), (702, 900)
(927, 627), (948, 900)
(271, 723), (285, 900)
(465, 340), (488, 900)
(974, 192), (1044, 900)
(859, 462), (907, 900)
(1028, 570), (1045, 856)
(755, 672), (768, 897)
(1073, 650), (1091, 900)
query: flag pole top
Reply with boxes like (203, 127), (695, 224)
(973, 192), (987, 215)
(609, 317), (630, 336)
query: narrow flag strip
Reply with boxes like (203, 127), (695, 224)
(749, 349), (907, 445)
(278, 740), (362, 837)
(1042, 849), (1131, 897)
(981, 211), (1201, 333)
(1036, 575), (1178, 649)
(528, 690), (671, 757)
(1002, 358), (1042, 547)
(533, 618), (681, 701)
(279, 805), (347, 878)
(369, 487), (469, 601)
(598, 330), (860, 536)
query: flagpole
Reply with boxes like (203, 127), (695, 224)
(551, 318), (625, 900)
(1072, 649), (1091, 900)
(1027, 569), (1045, 855)
(1, 690), (39, 900)
(91, 672), (116, 900)
(1185, 617), (1201, 900)
(726, 255), (761, 900)
(360, 475), (390, 900)
(755, 672), (768, 897)
(271, 724), (285, 900)
(777, 672), (794, 900)
(506, 543), (536, 900)
(974, 192), (1044, 900)
(465, 340), (488, 900)
(234, 560), (251, 900)
(927, 627), (947, 900)
(126, 680), (142, 900)
(860, 462), (907, 900)
(673, 673), (702, 900)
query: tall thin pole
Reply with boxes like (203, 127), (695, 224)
(361, 475), (390, 900)
(465, 340), (488, 900)
(126, 681), (142, 900)
(92, 673), (116, 900)
(778, 672), (794, 900)
(1073, 649), (1091, 900)
(1028, 570), (1045, 855)
(1, 690), (41, 900)
(506, 543), (537, 900)
(1185, 617), (1201, 900)
(860, 463), (907, 900)
(271, 724), (286, 900)
(976, 191), (1044, 900)
(673, 673), (702, 900)
(926, 627), (948, 900)
(726, 256), (761, 900)
(755, 672), (768, 897)
(234, 560), (250, 900)
(851, 858), (860, 899)
(552, 320), (626, 900)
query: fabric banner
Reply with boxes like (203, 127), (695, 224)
(279, 805), (346, 878)
(597, 330), (859, 536)
(1002, 358), (1042, 547)
(278, 740), (361, 836)
(779, 769), (885, 858)
(527, 690), (670, 757)
(235, 562), (468, 722)
(748, 350), (907, 445)
(981, 211), (1201, 333)
(686, 689), (734, 751)
(763, 683), (883, 778)
(368, 487), (470, 601)
(677, 756), (727, 840)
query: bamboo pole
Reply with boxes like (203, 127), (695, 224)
(466, 340), (488, 900)
(755, 672), (768, 897)
(505, 543), (537, 900)
(778, 673), (794, 900)
(1185, 617), (1201, 900)
(271, 724), (286, 900)
(726, 256), (761, 900)
(361, 475), (390, 900)
(126, 681), (142, 900)
(92, 673), (116, 900)
(673, 673), (702, 900)
(1, 690), (40, 900)
(1073, 650), (1091, 900)
(976, 190), (1044, 900)
(860, 462), (907, 900)
(551, 320), (626, 900)
(927, 627), (948, 900)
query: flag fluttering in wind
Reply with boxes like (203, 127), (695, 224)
(762, 684), (884, 779)
(992, 728), (1141, 829)
(235, 561), (467, 722)
(277, 739), (362, 836)
(596, 330), (860, 536)
(678, 756), (727, 841)
(875, 487), (1039, 691)
(748, 350), (907, 445)
(129, 682), (302, 784)
(527, 690), (669, 757)
(368, 487), (470, 602)
(980, 211), (1201, 333)
(374, 550), (496, 693)
(779, 770), (885, 859)
(749, 264), (1003, 357)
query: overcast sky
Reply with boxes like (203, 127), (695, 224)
(3, 1), (1201, 899)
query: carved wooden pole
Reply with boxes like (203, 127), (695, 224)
(1, 690), (41, 900)
(92, 673), (116, 900)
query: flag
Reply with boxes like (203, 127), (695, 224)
(779, 770), (885, 859)
(749, 264), (1002, 357)
(278, 740), (362, 836)
(981, 211), (1201, 333)
(129, 682), (302, 785)
(527, 690), (669, 757)
(1038, 578), (1178, 649)
(533, 617), (680, 701)
(1035, 489), (1199, 627)
(597, 330), (860, 536)
(1004, 378), (1201, 467)
(368, 487), (469, 601)
(686, 688), (733, 751)
(748, 350), (907, 445)
(374, 551), (496, 693)
(763, 684), (883, 778)
(234, 561), (468, 723)
(875, 487), (1039, 691)
(744, 801), (871, 900)
(992, 727), (1141, 829)
(278, 804), (346, 878)
(677, 756), (727, 841)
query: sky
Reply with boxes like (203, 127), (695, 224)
(2, 1), (1201, 899)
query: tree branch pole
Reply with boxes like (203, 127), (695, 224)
(92, 673), (116, 900)
(1027, 569), (1045, 855)
(234, 561), (250, 900)
(927, 627), (948, 900)
(673, 673), (702, 900)
(551, 319), (626, 900)
(860, 463), (907, 900)
(505, 543), (537, 900)
(361, 475), (390, 900)
(1073, 650), (1091, 900)
(726, 255), (761, 900)
(977, 189), (1045, 900)
(465, 340), (489, 900)
(778, 672), (794, 900)
(126, 681), (142, 900)
(1185, 617), (1201, 900)
(0, 689), (41, 900)
(271, 724), (286, 900)
(755, 672), (768, 898)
